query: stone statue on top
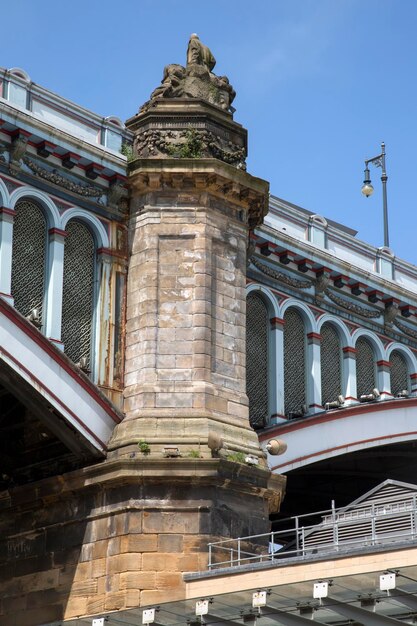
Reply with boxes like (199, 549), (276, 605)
(140, 35), (236, 113)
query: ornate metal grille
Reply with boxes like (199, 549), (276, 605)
(11, 200), (47, 322)
(356, 337), (376, 397)
(321, 323), (342, 405)
(246, 293), (269, 428)
(284, 308), (306, 416)
(390, 350), (409, 396)
(62, 221), (95, 365)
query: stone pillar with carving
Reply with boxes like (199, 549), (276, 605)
(109, 78), (271, 461)
(102, 39), (286, 609)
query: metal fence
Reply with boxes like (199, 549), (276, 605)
(208, 496), (417, 570)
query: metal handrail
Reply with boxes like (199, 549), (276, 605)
(207, 497), (417, 570)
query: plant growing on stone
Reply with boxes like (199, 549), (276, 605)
(138, 440), (151, 455)
(187, 449), (201, 458)
(167, 129), (202, 158)
(120, 143), (135, 162)
(226, 451), (246, 464)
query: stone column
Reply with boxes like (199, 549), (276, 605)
(343, 346), (358, 405)
(109, 100), (272, 461)
(0, 207), (15, 304)
(306, 331), (322, 414)
(44, 228), (67, 348)
(270, 317), (286, 423)
(377, 359), (393, 401)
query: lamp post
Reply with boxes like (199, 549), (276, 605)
(361, 142), (389, 248)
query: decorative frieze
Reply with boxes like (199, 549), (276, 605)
(23, 157), (103, 200)
(251, 256), (312, 289)
(324, 288), (381, 319)
(394, 317), (417, 340)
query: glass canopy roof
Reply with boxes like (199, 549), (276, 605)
(49, 564), (417, 626)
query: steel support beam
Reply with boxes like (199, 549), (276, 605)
(387, 588), (417, 612)
(321, 596), (405, 626)
(204, 614), (245, 626)
(261, 606), (327, 626)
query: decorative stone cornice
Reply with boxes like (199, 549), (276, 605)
(23, 156), (103, 199)
(251, 256), (312, 288)
(129, 158), (269, 228)
(325, 288), (382, 319)
(394, 317), (417, 340)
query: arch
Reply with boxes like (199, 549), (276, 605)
(283, 306), (307, 417)
(279, 298), (317, 334)
(8, 67), (30, 82)
(320, 321), (343, 406)
(61, 208), (109, 248)
(386, 342), (417, 372)
(11, 198), (48, 323)
(104, 116), (125, 129)
(0, 178), (10, 207)
(9, 187), (60, 229)
(309, 214), (328, 227)
(317, 313), (352, 348)
(246, 291), (270, 428)
(61, 219), (96, 366)
(351, 328), (385, 362)
(246, 283), (280, 318)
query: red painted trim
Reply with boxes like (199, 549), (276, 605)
(12, 128), (31, 139)
(271, 413), (286, 419)
(344, 396), (358, 401)
(0, 207), (16, 217)
(270, 317), (284, 326)
(0, 298), (122, 424)
(37, 140), (56, 149)
(271, 430), (417, 471)
(96, 247), (127, 261)
(377, 360), (392, 368)
(48, 228), (68, 237)
(343, 347), (357, 355)
(308, 404), (323, 409)
(0, 345), (107, 450)
(0, 175), (23, 189)
(383, 297), (401, 305)
(307, 332), (321, 340)
(258, 396), (417, 440)
(109, 173), (128, 184)
(410, 374), (417, 380)
(62, 151), (80, 161)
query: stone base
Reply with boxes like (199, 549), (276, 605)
(0, 458), (285, 626)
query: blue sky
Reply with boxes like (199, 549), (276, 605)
(3, 0), (417, 264)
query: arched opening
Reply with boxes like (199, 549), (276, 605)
(284, 308), (306, 417)
(321, 323), (342, 405)
(61, 220), (96, 366)
(356, 336), (376, 397)
(11, 199), (47, 325)
(246, 292), (269, 428)
(390, 350), (409, 396)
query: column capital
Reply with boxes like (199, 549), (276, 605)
(0, 207), (16, 222)
(270, 316), (284, 329)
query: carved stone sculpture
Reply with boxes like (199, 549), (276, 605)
(140, 35), (236, 113)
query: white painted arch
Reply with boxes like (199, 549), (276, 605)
(9, 187), (61, 228)
(61, 207), (109, 248)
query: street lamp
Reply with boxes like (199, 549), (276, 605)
(361, 142), (389, 248)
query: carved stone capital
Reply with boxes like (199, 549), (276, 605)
(128, 158), (269, 228)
